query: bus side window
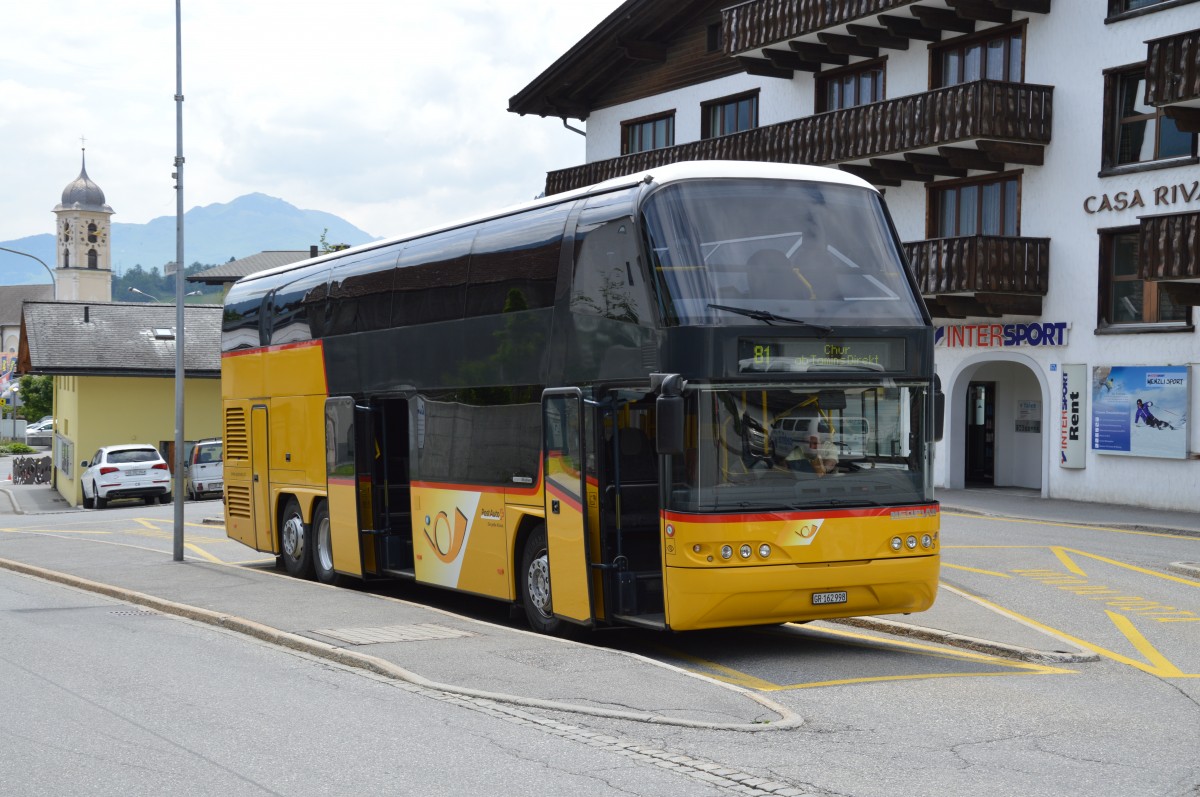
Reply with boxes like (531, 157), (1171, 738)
(572, 215), (652, 326)
(466, 204), (568, 317)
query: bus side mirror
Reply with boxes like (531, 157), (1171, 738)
(652, 372), (686, 455)
(657, 395), (684, 455)
(934, 375), (945, 443)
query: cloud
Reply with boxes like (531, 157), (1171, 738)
(0, 1), (614, 242)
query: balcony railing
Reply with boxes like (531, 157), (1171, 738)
(722, 0), (921, 54)
(904, 235), (1050, 317)
(1138, 211), (1200, 305)
(545, 80), (1052, 195)
(1145, 28), (1200, 107)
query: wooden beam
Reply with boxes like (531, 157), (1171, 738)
(976, 293), (1045, 316)
(904, 152), (967, 177)
(994, 0), (1052, 13)
(736, 56), (794, 80)
(763, 47), (821, 73)
(938, 146), (1006, 172)
(934, 295), (1000, 318)
(923, 298), (967, 319)
(911, 6), (976, 34)
(878, 14), (942, 42)
(617, 38), (667, 62)
(1159, 281), (1200, 307)
(977, 140), (1046, 166)
(789, 40), (848, 66)
(818, 32), (880, 59)
(840, 163), (902, 187)
(846, 24), (910, 51)
(1164, 106), (1200, 134)
(948, 0), (1013, 24)
(870, 158), (935, 183)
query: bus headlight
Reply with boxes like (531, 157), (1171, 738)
(759, 544), (772, 559)
(906, 535), (918, 550)
(720, 545), (733, 560)
(921, 534), (933, 549)
(891, 537), (903, 552)
(740, 544), (752, 559)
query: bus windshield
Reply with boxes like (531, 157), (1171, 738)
(641, 179), (924, 327)
(670, 383), (933, 513)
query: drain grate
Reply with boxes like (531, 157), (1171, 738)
(110, 609), (159, 616)
(313, 623), (475, 645)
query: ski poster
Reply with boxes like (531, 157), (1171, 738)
(1091, 366), (1189, 459)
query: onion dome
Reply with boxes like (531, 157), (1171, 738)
(54, 151), (113, 213)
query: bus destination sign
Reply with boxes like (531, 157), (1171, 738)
(738, 338), (905, 373)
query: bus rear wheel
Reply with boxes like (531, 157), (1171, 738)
(519, 525), (568, 635)
(280, 498), (314, 579)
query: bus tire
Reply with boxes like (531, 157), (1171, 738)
(280, 497), (314, 579)
(519, 525), (567, 635)
(312, 501), (341, 586)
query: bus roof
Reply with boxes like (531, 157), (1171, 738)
(237, 161), (877, 286)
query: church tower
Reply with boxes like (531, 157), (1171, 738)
(53, 149), (114, 302)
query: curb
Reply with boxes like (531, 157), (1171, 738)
(940, 504), (1200, 538)
(0, 555), (804, 733)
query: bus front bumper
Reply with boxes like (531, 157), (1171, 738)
(663, 555), (939, 631)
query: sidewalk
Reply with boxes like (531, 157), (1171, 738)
(1, 479), (1196, 728)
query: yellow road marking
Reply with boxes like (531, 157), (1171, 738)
(1105, 611), (1186, 677)
(943, 563), (1012, 578)
(942, 511), (1200, 540)
(1051, 547), (1088, 576)
(950, 586), (1198, 678)
(651, 624), (1073, 692)
(183, 542), (224, 564)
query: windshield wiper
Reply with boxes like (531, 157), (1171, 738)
(707, 303), (833, 335)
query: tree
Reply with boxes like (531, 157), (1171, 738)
(18, 375), (53, 421)
(319, 228), (350, 254)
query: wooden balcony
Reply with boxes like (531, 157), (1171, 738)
(1138, 210), (1200, 306)
(544, 80), (1052, 195)
(723, 0), (1052, 74)
(1145, 28), (1200, 134)
(903, 235), (1050, 318)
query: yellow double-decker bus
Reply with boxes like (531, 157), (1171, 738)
(221, 161), (942, 634)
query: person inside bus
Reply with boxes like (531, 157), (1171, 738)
(785, 437), (840, 476)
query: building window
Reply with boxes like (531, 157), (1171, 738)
(1103, 66), (1196, 170)
(930, 175), (1020, 237)
(622, 112), (675, 155)
(62, 249), (69, 268)
(1107, 0), (1198, 18)
(934, 26), (1023, 88)
(701, 92), (758, 139)
(87, 248), (99, 269)
(1099, 228), (1189, 326)
(817, 60), (884, 112)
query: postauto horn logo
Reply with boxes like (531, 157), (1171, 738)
(794, 519), (824, 546)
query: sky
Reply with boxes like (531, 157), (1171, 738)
(0, 1), (621, 243)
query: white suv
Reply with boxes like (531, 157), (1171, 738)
(81, 445), (173, 509)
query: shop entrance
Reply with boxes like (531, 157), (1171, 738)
(965, 381), (996, 485)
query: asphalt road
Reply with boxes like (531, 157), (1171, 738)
(1, 494), (1197, 796)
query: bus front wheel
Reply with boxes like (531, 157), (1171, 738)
(519, 525), (566, 635)
(312, 501), (341, 586)
(280, 498), (314, 579)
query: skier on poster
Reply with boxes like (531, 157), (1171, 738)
(1134, 398), (1174, 430)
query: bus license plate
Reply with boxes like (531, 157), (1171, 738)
(812, 591), (848, 605)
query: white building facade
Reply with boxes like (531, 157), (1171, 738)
(512, 0), (1200, 511)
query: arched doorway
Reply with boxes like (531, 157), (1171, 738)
(941, 352), (1050, 495)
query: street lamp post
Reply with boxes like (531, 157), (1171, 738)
(0, 247), (56, 299)
(127, 286), (161, 302)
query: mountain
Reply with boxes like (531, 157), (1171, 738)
(0, 193), (377, 284)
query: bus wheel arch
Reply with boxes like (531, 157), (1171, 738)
(279, 495), (314, 579)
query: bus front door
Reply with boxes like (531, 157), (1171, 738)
(541, 389), (594, 625)
(251, 405), (273, 552)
